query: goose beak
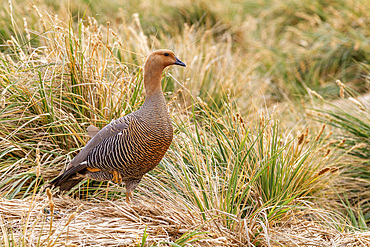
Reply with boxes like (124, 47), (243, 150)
(173, 57), (186, 67)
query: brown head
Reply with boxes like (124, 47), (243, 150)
(145, 49), (186, 70)
(144, 49), (186, 96)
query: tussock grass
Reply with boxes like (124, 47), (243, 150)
(0, 0), (369, 245)
(309, 82), (370, 230)
(3, 0), (369, 100)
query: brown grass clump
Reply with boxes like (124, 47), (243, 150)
(1, 193), (370, 246)
(0, 191), (224, 246)
(269, 216), (370, 246)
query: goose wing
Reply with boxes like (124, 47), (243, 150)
(67, 115), (135, 169)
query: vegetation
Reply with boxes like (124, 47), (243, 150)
(0, 0), (369, 245)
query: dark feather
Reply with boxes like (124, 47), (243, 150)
(59, 177), (85, 192)
(50, 162), (87, 191)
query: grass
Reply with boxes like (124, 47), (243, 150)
(311, 81), (370, 229)
(0, 0), (369, 245)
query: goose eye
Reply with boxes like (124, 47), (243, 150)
(164, 53), (169, 56)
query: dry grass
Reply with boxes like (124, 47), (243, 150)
(269, 216), (370, 246)
(0, 193), (210, 246)
(1, 192), (370, 246)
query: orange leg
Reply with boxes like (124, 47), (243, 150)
(111, 170), (122, 184)
(125, 179), (140, 203)
(126, 191), (133, 203)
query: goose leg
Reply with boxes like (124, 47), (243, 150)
(125, 179), (141, 203)
(126, 191), (133, 203)
(111, 170), (122, 184)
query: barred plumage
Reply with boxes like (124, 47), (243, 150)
(50, 50), (186, 202)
